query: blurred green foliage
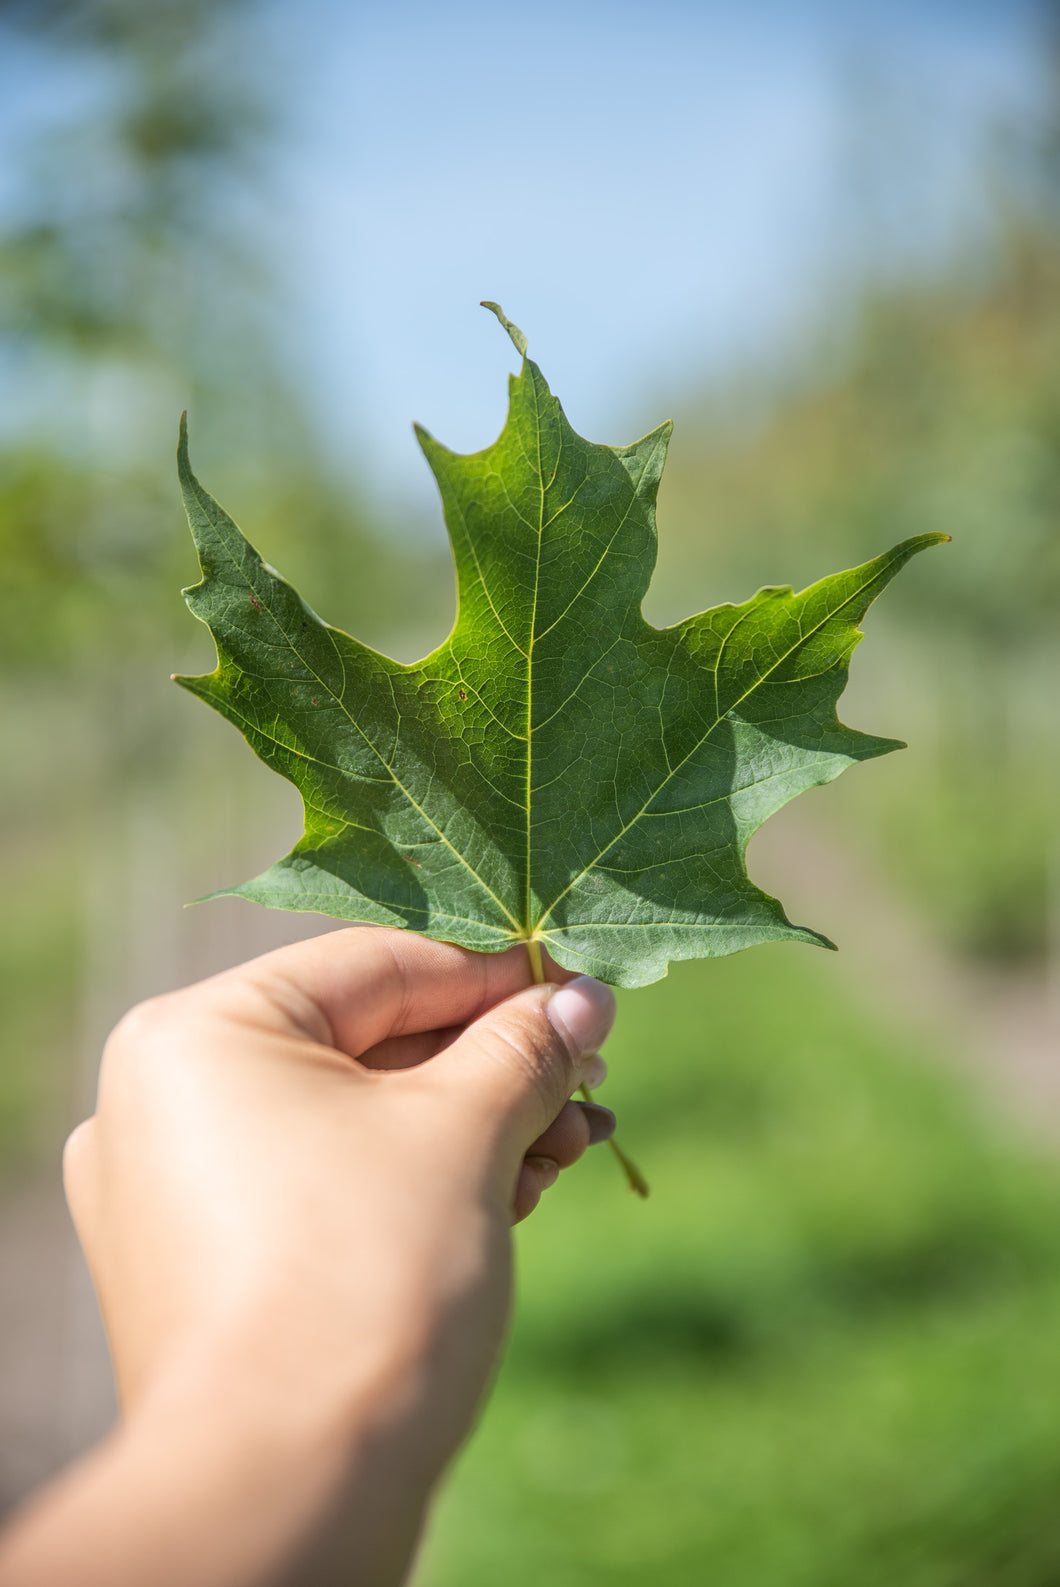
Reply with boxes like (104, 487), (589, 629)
(1, 2), (1059, 1579)
(0, 0), (447, 670)
(0, 0), (445, 1155)
(421, 949), (1060, 1587)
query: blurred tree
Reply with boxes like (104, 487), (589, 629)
(0, 0), (262, 663)
(0, 0), (438, 667)
(0, 0), (268, 361)
(0, 0), (443, 1159)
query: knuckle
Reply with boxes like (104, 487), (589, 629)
(99, 989), (187, 1091)
(62, 1118), (96, 1209)
(107, 991), (177, 1049)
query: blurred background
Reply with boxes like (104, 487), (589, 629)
(1, 0), (1059, 1580)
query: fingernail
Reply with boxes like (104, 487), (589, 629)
(526, 1154), (560, 1190)
(577, 1102), (617, 1145)
(546, 977), (616, 1058)
(583, 1054), (608, 1091)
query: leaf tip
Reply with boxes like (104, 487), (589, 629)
(480, 300), (528, 357)
(177, 410), (192, 478)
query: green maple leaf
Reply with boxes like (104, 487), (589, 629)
(176, 305), (946, 990)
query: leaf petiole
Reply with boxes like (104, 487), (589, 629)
(527, 941), (649, 1199)
(526, 937), (545, 985)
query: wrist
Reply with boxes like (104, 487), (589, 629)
(104, 1326), (439, 1587)
(130, 1303), (440, 1478)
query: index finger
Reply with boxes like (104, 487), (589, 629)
(225, 926), (571, 1058)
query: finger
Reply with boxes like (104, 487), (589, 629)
(512, 1156), (559, 1224)
(213, 927), (579, 1059)
(512, 1099), (617, 1223)
(525, 1099), (617, 1174)
(583, 1054), (608, 1090)
(525, 1100), (590, 1169)
(426, 976), (617, 1152)
(361, 1019), (609, 1081)
(577, 1101), (617, 1145)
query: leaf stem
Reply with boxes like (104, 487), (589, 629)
(526, 941), (649, 1199)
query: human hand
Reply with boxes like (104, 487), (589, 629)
(53, 928), (616, 1586)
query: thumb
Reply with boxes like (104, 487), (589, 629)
(429, 976), (617, 1154)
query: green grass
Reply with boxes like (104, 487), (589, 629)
(416, 946), (1060, 1586)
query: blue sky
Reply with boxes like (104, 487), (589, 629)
(269, 0), (1047, 517)
(0, 0), (1050, 519)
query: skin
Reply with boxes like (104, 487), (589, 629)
(0, 927), (617, 1587)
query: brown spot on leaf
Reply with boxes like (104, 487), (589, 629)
(249, 593), (263, 612)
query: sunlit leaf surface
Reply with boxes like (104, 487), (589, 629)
(176, 308), (944, 986)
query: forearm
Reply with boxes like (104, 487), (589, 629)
(0, 1340), (438, 1587)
